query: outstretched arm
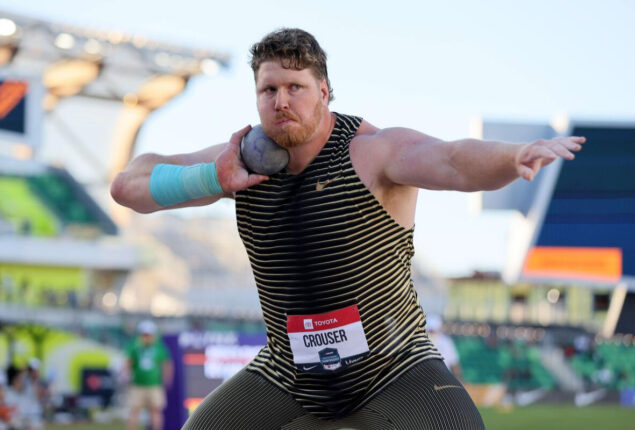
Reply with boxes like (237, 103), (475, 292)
(379, 128), (585, 191)
(111, 125), (269, 213)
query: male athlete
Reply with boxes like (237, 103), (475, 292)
(111, 28), (584, 429)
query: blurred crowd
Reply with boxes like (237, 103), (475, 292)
(0, 282), (94, 310)
(0, 359), (48, 430)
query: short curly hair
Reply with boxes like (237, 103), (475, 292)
(250, 28), (334, 103)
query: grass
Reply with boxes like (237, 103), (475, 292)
(46, 405), (635, 429)
(480, 405), (635, 430)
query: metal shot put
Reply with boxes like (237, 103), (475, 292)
(112, 28), (585, 429)
(240, 125), (289, 175)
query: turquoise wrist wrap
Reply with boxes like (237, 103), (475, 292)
(149, 162), (224, 207)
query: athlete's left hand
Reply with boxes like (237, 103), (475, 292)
(516, 136), (586, 181)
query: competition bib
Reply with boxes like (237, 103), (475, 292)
(287, 304), (369, 373)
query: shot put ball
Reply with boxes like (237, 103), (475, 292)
(240, 125), (290, 175)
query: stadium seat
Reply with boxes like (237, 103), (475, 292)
(0, 177), (59, 236)
(454, 336), (556, 389)
(27, 173), (98, 225)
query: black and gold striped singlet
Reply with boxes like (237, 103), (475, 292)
(235, 112), (442, 419)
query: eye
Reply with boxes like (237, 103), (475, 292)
(291, 84), (301, 91)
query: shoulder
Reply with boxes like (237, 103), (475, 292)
(351, 121), (443, 164)
(349, 121), (418, 191)
(354, 120), (442, 146)
(355, 119), (380, 137)
(350, 120), (453, 191)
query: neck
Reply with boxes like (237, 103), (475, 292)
(285, 109), (335, 175)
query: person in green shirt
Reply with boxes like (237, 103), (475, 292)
(126, 320), (173, 430)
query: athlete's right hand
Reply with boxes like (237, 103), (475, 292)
(215, 125), (270, 192)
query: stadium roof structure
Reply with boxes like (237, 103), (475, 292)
(474, 118), (635, 290)
(0, 11), (229, 102)
(0, 10), (230, 216)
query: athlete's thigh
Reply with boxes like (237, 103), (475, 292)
(182, 368), (307, 430)
(356, 359), (485, 430)
(282, 408), (392, 430)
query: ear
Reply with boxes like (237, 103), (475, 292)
(319, 78), (329, 104)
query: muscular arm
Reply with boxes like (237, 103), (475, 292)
(377, 127), (584, 192)
(110, 144), (228, 213)
(111, 125), (268, 213)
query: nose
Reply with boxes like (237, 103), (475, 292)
(274, 89), (289, 111)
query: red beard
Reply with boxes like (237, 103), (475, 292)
(263, 101), (322, 148)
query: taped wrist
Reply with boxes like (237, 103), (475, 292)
(149, 162), (223, 207)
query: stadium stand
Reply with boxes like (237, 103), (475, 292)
(0, 176), (59, 236)
(455, 334), (556, 390)
(27, 172), (98, 228)
(0, 156), (138, 318)
(568, 337), (635, 391)
(0, 163), (116, 237)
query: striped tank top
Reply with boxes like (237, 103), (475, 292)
(235, 112), (441, 419)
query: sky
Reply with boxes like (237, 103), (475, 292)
(1, 0), (634, 276)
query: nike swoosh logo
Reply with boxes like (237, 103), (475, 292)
(433, 384), (463, 391)
(316, 176), (341, 191)
(302, 365), (318, 371)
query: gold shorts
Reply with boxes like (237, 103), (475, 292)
(129, 386), (166, 410)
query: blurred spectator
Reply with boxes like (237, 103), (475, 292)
(67, 291), (78, 309)
(20, 220), (31, 235)
(4, 366), (25, 428)
(506, 340), (531, 393)
(427, 314), (463, 381)
(0, 383), (13, 430)
(592, 367), (614, 388)
(125, 320), (173, 430)
(22, 359), (46, 429)
(4, 365), (42, 430)
(574, 334), (591, 354)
